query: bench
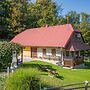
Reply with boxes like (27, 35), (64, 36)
(39, 65), (59, 77)
(48, 70), (59, 76)
(39, 65), (49, 71)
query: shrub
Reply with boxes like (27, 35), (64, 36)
(0, 41), (22, 70)
(5, 68), (40, 90)
(0, 75), (6, 90)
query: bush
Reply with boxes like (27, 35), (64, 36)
(5, 68), (40, 90)
(0, 41), (22, 70)
(0, 75), (6, 90)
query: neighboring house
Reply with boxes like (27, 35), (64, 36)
(11, 24), (90, 68)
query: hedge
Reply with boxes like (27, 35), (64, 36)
(0, 41), (22, 70)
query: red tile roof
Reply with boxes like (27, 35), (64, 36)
(12, 24), (74, 47)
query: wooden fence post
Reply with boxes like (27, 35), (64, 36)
(85, 81), (88, 90)
(39, 82), (41, 90)
(43, 87), (47, 90)
(7, 67), (9, 76)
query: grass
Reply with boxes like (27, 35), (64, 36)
(5, 64), (63, 90)
(6, 68), (41, 90)
(23, 60), (90, 85)
(5, 60), (90, 90)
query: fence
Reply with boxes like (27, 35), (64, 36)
(41, 81), (90, 90)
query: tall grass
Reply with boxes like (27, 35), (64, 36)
(5, 68), (40, 90)
(5, 66), (63, 90)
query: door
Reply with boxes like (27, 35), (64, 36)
(31, 47), (37, 58)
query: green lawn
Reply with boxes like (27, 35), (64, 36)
(5, 60), (90, 90)
(23, 60), (90, 85)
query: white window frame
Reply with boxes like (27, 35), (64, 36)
(46, 48), (52, 56)
(56, 48), (61, 57)
(37, 48), (43, 58)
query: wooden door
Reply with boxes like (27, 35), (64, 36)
(52, 49), (56, 56)
(43, 49), (46, 55)
(31, 47), (37, 58)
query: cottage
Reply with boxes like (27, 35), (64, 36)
(11, 24), (90, 68)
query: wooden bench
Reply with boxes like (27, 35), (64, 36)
(39, 65), (59, 77)
(48, 69), (59, 77)
(39, 65), (49, 71)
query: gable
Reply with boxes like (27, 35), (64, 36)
(65, 31), (90, 51)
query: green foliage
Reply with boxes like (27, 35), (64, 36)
(81, 12), (90, 23)
(23, 61), (90, 84)
(65, 11), (80, 29)
(6, 68), (40, 90)
(5, 60), (90, 90)
(0, 75), (6, 90)
(29, 0), (62, 27)
(0, 0), (62, 39)
(5, 62), (63, 90)
(0, 42), (22, 70)
(0, 0), (31, 39)
(80, 13), (90, 45)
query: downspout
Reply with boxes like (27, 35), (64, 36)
(21, 48), (23, 63)
(61, 48), (64, 66)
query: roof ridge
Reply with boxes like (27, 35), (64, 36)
(25, 24), (72, 31)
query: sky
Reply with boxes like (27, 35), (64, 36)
(31, 0), (90, 15)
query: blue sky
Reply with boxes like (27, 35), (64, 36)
(31, 0), (90, 15)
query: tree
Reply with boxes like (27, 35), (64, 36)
(0, 0), (31, 39)
(0, 0), (62, 39)
(65, 11), (80, 29)
(80, 13), (90, 45)
(29, 0), (62, 27)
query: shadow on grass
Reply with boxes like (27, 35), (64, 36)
(56, 75), (64, 80)
(84, 61), (90, 69)
(75, 61), (90, 69)
(22, 63), (55, 71)
(22, 63), (40, 68)
(22, 62), (64, 80)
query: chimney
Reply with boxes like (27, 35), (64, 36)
(45, 24), (49, 27)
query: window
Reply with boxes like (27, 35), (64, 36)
(75, 33), (81, 40)
(37, 48), (43, 58)
(46, 48), (52, 56)
(66, 51), (69, 57)
(71, 51), (74, 57)
(75, 51), (79, 57)
(56, 49), (61, 57)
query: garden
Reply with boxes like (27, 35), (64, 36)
(0, 42), (90, 90)
(2, 60), (90, 90)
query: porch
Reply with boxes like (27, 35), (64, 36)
(64, 56), (84, 67)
